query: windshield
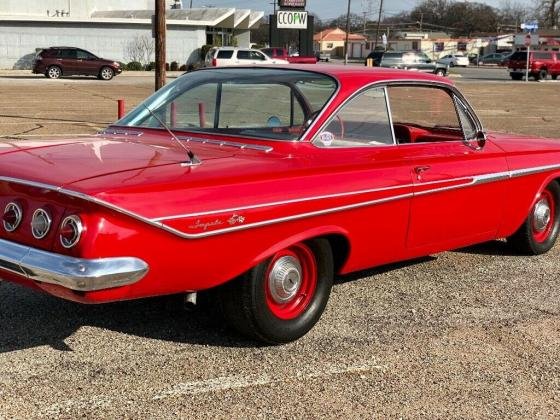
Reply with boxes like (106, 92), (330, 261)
(116, 68), (338, 141)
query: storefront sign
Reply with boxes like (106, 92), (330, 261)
(277, 11), (308, 29)
(278, 0), (306, 8)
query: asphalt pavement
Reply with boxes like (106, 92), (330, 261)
(0, 71), (559, 418)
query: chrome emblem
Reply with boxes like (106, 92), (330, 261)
(228, 214), (245, 226)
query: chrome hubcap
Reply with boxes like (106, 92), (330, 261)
(268, 256), (302, 304)
(533, 198), (551, 232)
(49, 68), (60, 77)
(102, 69), (111, 78)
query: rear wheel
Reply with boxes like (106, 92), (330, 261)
(552, 74), (558, 80)
(536, 69), (548, 81)
(46, 65), (62, 79)
(219, 238), (334, 344)
(508, 181), (560, 255)
(435, 68), (446, 77)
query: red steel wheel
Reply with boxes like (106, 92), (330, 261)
(264, 243), (318, 320)
(532, 189), (555, 243)
(219, 238), (334, 344)
(508, 181), (560, 255)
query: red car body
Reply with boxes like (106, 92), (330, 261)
(1, 65), (560, 343)
(261, 48), (318, 64)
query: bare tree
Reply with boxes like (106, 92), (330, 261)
(537, 0), (560, 27)
(124, 35), (155, 65)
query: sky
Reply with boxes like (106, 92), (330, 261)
(191, 0), (505, 21)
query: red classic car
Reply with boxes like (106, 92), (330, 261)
(1, 66), (559, 344)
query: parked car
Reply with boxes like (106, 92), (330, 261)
(315, 51), (331, 62)
(32, 47), (122, 80)
(508, 50), (560, 80)
(261, 47), (317, 64)
(477, 52), (510, 66)
(364, 51), (448, 76)
(204, 47), (289, 67)
(437, 54), (469, 67)
(2, 65), (560, 344)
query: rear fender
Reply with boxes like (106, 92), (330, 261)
(251, 225), (350, 269)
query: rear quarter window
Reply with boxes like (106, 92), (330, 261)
(217, 50), (234, 59)
(534, 52), (552, 60)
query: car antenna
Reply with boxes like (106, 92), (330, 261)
(142, 103), (201, 167)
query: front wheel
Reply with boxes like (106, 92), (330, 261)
(219, 239), (334, 344)
(435, 68), (446, 77)
(508, 181), (560, 255)
(99, 66), (114, 81)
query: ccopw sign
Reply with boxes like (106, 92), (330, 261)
(277, 11), (308, 29)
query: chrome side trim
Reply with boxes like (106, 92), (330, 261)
(0, 238), (149, 291)
(1, 162), (560, 240)
(98, 129), (143, 137)
(176, 136), (273, 153)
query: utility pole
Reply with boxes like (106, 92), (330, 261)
(373, 0), (383, 50)
(155, 0), (166, 91)
(344, 0), (351, 64)
(190, 0), (193, 8)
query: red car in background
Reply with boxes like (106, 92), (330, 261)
(261, 47), (318, 64)
(1, 66), (560, 344)
(508, 50), (560, 80)
(32, 47), (122, 80)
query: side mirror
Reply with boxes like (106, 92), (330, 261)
(476, 130), (487, 149)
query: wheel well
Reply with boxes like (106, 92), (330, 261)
(321, 234), (350, 274)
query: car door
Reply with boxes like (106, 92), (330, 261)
(311, 86), (414, 269)
(76, 49), (99, 75)
(386, 84), (509, 252)
(57, 48), (79, 74)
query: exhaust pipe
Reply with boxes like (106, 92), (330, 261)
(184, 292), (197, 311)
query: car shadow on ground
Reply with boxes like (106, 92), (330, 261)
(454, 239), (519, 256)
(0, 257), (442, 353)
(0, 76), (103, 81)
(0, 283), (261, 353)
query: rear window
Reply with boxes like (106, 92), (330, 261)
(216, 50), (234, 59)
(534, 52), (552, 60)
(58, 49), (77, 59)
(381, 53), (403, 64)
(39, 49), (57, 57)
(510, 52), (527, 61)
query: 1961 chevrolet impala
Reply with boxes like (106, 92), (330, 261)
(1, 66), (559, 343)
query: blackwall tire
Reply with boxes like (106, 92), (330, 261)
(508, 181), (560, 255)
(219, 238), (334, 344)
(99, 66), (114, 81)
(46, 66), (62, 79)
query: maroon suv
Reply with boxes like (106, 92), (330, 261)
(508, 50), (560, 81)
(32, 47), (122, 80)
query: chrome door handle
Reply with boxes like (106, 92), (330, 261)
(414, 165), (431, 180)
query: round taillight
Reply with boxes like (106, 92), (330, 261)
(3, 202), (23, 232)
(31, 208), (52, 239)
(59, 215), (83, 248)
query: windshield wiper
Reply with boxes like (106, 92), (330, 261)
(142, 104), (201, 167)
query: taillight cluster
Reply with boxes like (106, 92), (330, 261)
(3, 202), (83, 248)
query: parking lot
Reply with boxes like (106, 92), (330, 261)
(0, 68), (559, 418)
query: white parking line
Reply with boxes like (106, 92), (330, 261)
(152, 361), (386, 400)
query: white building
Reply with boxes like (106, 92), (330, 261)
(0, 0), (264, 69)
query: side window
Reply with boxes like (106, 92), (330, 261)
(314, 87), (393, 148)
(216, 50), (234, 59)
(59, 49), (77, 59)
(77, 50), (94, 60)
(251, 51), (266, 61)
(237, 50), (250, 60)
(387, 86), (463, 144)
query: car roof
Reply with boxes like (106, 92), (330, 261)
(197, 64), (452, 86)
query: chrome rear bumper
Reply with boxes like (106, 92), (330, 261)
(0, 238), (148, 291)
